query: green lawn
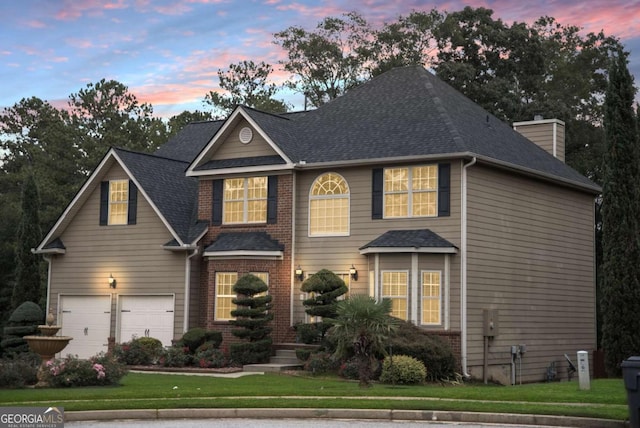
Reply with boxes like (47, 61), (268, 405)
(0, 372), (629, 421)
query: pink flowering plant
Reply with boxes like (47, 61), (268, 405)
(43, 353), (127, 387)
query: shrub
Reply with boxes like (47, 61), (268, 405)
(388, 321), (456, 381)
(294, 323), (321, 345)
(295, 349), (311, 362)
(0, 353), (39, 388)
(1, 302), (43, 357)
(160, 346), (190, 367)
(195, 347), (226, 368)
(178, 328), (223, 353)
(338, 358), (360, 380)
(303, 352), (338, 375)
(113, 337), (163, 365)
(379, 355), (426, 385)
(43, 353), (127, 387)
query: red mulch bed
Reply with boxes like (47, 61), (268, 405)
(129, 365), (243, 374)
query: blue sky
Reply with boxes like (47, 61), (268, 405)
(2, 0), (639, 117)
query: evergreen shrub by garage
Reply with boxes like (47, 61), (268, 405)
(113, 336), (163, 365)
(177, 328), (223, 353)
(379, 355), (426, 385)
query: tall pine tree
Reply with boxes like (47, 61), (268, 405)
(11, 172), (43, 309)
(601, 49), (640, 376)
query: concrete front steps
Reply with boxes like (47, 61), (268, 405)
(243, 344), (314, 373)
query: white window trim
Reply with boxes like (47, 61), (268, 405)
(108, 179), (129, 226)
(223, 177), (267, 225)
(420, 269), (442, 326)
(383, 165), (438, 219)
(381, 269), (409, 321)
(214, 272), (237, 321)
(308, 172), (350, 237)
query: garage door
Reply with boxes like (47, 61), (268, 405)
(119, 295), (174, 346)
(59, 295), (112, 359)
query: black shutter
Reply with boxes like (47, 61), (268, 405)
(212, 179), (223, 225)
(438, 163), (451, 217)
(127, 180), (138, 225)
(99, 181), (109, 225)
(372, 168), (383, 219)
(267, 175), (278, 224)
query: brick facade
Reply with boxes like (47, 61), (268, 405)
(197, 174), (295, 346)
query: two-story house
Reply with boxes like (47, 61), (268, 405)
(35, 66), (599, 384)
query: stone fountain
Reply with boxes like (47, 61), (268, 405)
(24, 312), (73, 388)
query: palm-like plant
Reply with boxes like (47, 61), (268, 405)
(328, 295), (399, 387)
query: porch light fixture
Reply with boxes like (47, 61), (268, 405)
(108, 273), (117, 289)
(295, 266), (304, 281)
(349, 265), (358, 281)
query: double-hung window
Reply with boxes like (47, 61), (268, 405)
(215, 272), (237, 321)
(382, 271), (408, 320)
(223, 177), (267, 224)
(108, 180), (129, 225)
(421, 271), (441, 325)
(384, 165), (437, 218)
(309, 173), (349, 236)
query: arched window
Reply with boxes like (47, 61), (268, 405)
(309, 173), (350, 236)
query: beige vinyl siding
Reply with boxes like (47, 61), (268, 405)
(465, 164), (595, 383)
(514, 121), (565, 162)
(212, 120), (278, 160)
(293, 162), (462, 326)
(47, 164), (188, 342)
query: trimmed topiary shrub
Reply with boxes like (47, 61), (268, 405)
(388, 321), (456, 381)
(295, 348), (311, 362)
(1, 302), (43, 357)
(379, 355), (426, 385)
(294, 323), (321, 345)
(177, 328), (223, 353)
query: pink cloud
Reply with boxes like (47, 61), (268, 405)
(66, 38), (94, 49)
(54, 0), (128, 21)
(26, 20), (47, 28)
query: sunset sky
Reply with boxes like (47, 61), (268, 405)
(2, 0), (639, 118)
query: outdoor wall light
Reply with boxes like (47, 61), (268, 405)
(295, 266), (304, 281)
(108, 273), (117, 289)
(349, 265), (358, 281)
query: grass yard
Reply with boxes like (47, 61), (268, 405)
(0, 372), (629, 421)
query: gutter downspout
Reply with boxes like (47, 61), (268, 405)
(461, 157), (477, 378)
(42, 254), (52, 314)
(184, 247), (200, 333)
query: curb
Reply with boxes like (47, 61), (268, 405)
(65, 408), (628, 427)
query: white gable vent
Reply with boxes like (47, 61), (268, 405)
(239, 127), (253, 144)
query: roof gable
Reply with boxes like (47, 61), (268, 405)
(36, 148), (204, 253)
(186, 107), (294, 176)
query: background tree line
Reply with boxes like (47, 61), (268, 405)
(0, 7), (633, 344)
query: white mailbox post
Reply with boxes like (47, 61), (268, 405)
(577, 350), (590, 390)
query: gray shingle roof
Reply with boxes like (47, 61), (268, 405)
(186, 65), (597, 191)
(154, 120), (222, 162)
(204, 232), (284, 253)
(360, 229), (457, 252)
(195, 155), (285, 171)
(115, 148), (201, 244)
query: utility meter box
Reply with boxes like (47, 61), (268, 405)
(483, 309), (499, 337)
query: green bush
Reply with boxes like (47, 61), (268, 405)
(113, 337), (163, 365)
(379, 355), (426, 385)
(338, 357), (360, 380)
(295, 349), (311, 361)
(294, 323), (321, 345)
(303, 352), (338, 375)
(388, 321), (456, 381)
(43, 353), (127, 387)
(0, 353), (39, 388)
(160, 346), (190, 367)
(177, 328), (222, 353)
(195, 347), (226, 368)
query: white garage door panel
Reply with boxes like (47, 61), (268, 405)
(59, 295), (111, 359)
(119, 296), (174, 346)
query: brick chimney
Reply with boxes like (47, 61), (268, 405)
(513, 116), (565, 163)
